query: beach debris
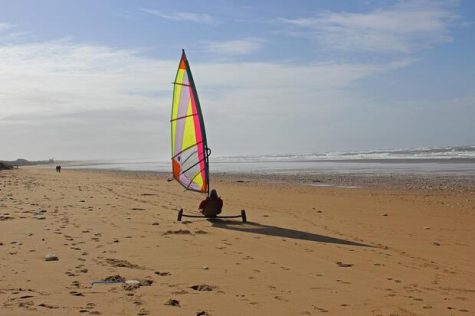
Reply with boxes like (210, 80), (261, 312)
(203, 266), (209, 270)
(123, 280), (141, 291)
(139, 279), (153, 286)
(196, 312), (209, 316)
(382, 213), (388, 216)
(45, 254), (59, 261)
(92, 274), (126, 285)
(433, 241), (441, 246)
(423, 226), (431, 230)
(336, 261), (353, 268)
(152, 222), (159, 225)
(165, 299), (180, 307)
(122, 279), (153, 291)
(130, 208), (145, 211)
(190, 284), (216, 291)
(125, 280), (141, 286)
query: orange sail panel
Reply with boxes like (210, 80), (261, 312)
(171, 50), (209, 193)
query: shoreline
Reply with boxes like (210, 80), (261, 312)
(28, 165), (475, 192)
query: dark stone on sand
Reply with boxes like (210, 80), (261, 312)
(433, 241), (441, 246)
(197, 312), (209, 316)
(336, 261), (353, 268)
(45, 254), (59, 261)
(38, 303), (59, 309)
(165, 299), (180, 306)
(152, 222), (159, 225)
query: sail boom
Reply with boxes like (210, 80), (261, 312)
(173, 82), (192, 87)
(170, 113), (198, 122)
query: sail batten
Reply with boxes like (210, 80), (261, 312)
(170, 50), (209, 194)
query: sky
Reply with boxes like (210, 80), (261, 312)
(0, 0), (474, 161)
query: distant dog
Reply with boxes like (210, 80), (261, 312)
(56, 165), (61, 173)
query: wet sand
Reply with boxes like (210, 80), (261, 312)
(1, 167), (474, 315)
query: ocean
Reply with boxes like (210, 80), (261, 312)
(65, 145), (475, 176)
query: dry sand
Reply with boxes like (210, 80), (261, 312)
(0, 167), (474, 315)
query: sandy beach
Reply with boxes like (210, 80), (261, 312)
(1, 167), (474, 315)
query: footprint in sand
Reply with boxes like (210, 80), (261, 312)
(38, 303), (59, 309)
(312, 305), (328, 312)
(104, 258), (142, 269)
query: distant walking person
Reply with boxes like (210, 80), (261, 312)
(56, 165), (61, 173)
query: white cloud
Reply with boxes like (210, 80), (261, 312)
(0, 22), (14, 33)
(141, 8), (218, 25)
(0, 22), (430, 160)
(202, 38), (264, 55)
(277, 0), (458, 53)
(0, 40), (175, 118)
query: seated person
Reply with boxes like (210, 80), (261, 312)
(199, 189), (223, 217)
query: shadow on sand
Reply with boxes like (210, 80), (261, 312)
(209, 219), (371, 247)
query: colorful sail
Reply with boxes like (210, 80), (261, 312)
(171, 50), (209, 193)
